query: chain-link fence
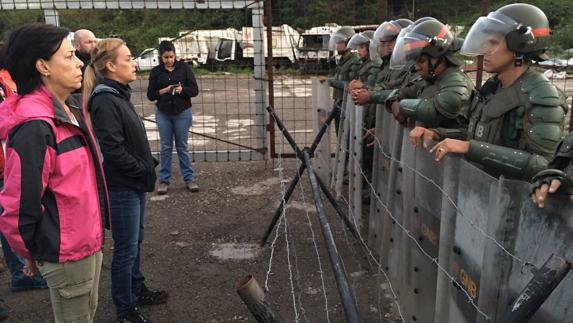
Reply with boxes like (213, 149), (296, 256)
(1, 0), (269, 162)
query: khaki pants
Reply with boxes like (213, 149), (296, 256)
(37, 251), (103, 323)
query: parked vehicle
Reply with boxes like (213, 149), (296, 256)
(135, 48), (159, 71)
(173, 28), (240, 66)
(297, 23), (339, 72)
(215, 24), (300, 68)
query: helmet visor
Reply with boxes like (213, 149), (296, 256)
(347, 33), (370, 50)
(461, 11), (519, 56)
(328, 33), (351, 52)
(373, 21), (401, 45)
(390, 32), (430, 69)
(370, 41), (380, 60)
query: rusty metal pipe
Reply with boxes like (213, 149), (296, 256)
(236, 275), (283, 323)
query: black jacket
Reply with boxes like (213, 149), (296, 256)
(90, 78), (157, 192)
(75, 50), (90, 74)
(147, 60), (199, 115)
(74, 50), (91, 94)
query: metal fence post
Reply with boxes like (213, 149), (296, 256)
(252, 1), (267, 160)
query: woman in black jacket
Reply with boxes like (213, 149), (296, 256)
(147, 40), (199, 195)
(83, 38), (168, 323)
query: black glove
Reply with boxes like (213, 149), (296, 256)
(529, 169), (573, 196)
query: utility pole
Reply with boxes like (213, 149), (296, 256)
(379, 0), (387, 21)
(476, 0), (489, 89)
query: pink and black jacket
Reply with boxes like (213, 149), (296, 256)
(0, 86), (110, 263)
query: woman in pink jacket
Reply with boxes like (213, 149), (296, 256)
(0, 23), (109, 323)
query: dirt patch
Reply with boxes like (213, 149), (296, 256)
(0, 160), (397, 322)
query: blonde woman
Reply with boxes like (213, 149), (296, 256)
(83, 39), (168, 323)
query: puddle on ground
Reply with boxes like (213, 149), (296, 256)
(231, 177), (282, 196)
(209, 243), (261, 261)
(150, 195), (169, 201)
(282, 200), (316, 213)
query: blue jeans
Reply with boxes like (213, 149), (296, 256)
(156, 108), (195, 183)
(0, 232), (24, 277)
(109, 191), (146, 317)
(0, 178), (25, 278)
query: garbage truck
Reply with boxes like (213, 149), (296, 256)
(215, 24), (300, 68)
(297, 23), (339, 72)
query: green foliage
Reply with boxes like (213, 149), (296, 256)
(0, 0), (571, 56)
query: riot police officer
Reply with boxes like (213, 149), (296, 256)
(321, 26), (360, 132)
(324, 27), (360, 104)
(386, 19), (475, 129)
(412, 3), (568, 181)
(352, 18), (413, 106)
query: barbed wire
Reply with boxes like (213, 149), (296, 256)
(296, 160), (332, 323)
(322, 155), (407, 323)
(276, 145), (300, 322)
(364, 125), (533, 270)
(339, 191), (405, 322)
(333, 129), (494, 322)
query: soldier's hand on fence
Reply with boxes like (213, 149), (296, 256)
(390, 101), (406, 125)
(409, 127), (438, 148)
(430, 139), (470, 162)
(363, 128), (376, 146)
(531, 179), (562, 208)
(352, 89), (370, 105)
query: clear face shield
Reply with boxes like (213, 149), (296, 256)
(460, 11), (518, 56)
(389, 32), (430, 69)
(372, 22), (400, 60)
(370, 41), (380, 60)
(328, 33), (351, 54)
(347, 33), (370, 50)
(374, 21), (401, 43)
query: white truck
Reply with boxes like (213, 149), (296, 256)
(173, 28), (240, 66)
(135, 48), (160, 71)
(215, 24), (300, 68)
(297, 23), (339, 72)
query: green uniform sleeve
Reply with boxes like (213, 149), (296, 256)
(364, 59), (382, 90)
(467, 140), (549, 181)
(368, 89), (394, 104)
(398, 71), (473, 127)
(431, 127), (467, 141)
(328, 79), (346, 90)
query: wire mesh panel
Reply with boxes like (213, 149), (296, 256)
(0, 0), (269, 162)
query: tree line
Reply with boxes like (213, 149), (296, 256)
(0, 0), (571, 57)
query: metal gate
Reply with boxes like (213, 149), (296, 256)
(3, 0), (269, 162)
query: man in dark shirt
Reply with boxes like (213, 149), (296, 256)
(74, 29), (97, 72)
